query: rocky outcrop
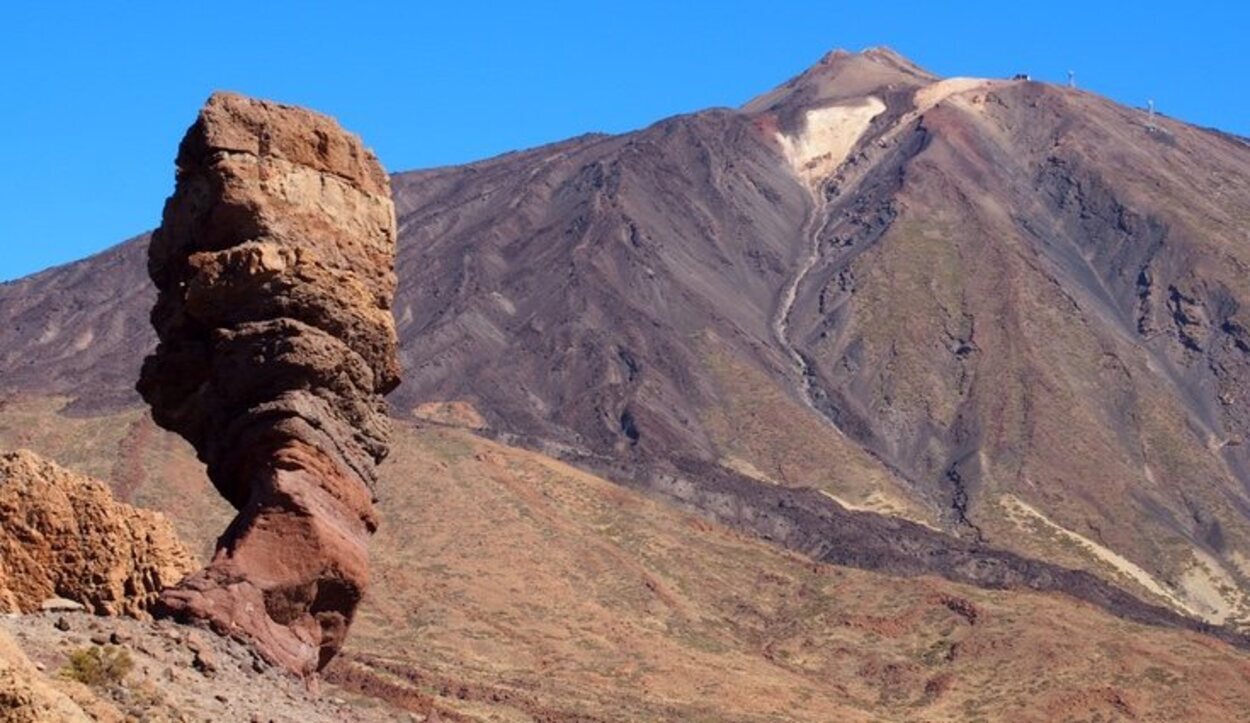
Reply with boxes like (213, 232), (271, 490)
(137, 92), (400, 675)
(0, 450), (195, 617)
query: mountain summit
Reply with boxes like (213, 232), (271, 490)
(744, 46), (938, 115)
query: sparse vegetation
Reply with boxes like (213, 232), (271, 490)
(61, 645), (133, 687)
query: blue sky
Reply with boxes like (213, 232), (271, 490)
(2, 1), (1246, 281)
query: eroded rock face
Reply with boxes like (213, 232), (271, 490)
(0, 450), (195, 617)
(137, 92), (399, 674)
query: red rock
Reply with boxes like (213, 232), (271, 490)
(138, 92), (399, 675)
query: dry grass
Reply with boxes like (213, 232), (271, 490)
(61, 646), (133, 688)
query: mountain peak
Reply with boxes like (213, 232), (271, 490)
(821, 46), (930, 73)
(743, 46), (938, 114)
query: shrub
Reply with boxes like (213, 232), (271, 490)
(61, 646), (133, 687)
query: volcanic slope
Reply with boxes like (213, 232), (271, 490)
(773, 50), (1250, 625)
(5, 48), (1250, 632)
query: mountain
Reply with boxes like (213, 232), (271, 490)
(4, 47), (1250, 718)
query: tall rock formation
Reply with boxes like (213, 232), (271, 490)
(0, 450), (195, 617)
(137, 92), (400, 674)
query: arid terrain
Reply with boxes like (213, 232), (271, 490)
(6, 402), (1250, 720)
(4, 48), (1250, 720)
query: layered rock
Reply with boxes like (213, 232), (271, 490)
(0, 450), (195, 617)
(137, 92), (400, 674)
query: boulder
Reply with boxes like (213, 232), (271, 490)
(38, 599), (85, 614)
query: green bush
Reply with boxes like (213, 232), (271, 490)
(61, 646), (133, 687)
